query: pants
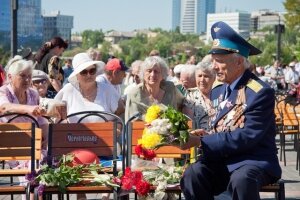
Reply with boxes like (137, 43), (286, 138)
(180, 160), (276, 200)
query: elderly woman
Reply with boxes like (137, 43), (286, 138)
(0, 57), (48, 200)
(183, 56), (215, 130)
(55, 52), (123, 122)
(55, 52), (123, 200)
(125, 56), (184, 122)
(0, 58), (46, 123)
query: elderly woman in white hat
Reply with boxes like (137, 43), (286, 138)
(55, 52), (124, 123)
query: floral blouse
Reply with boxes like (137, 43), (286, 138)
(183, 88), (213, 130)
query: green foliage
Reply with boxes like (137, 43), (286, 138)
(32, 154), (119, 194)
(0, 47), (10, 66)
(81, 29), (105, 49)
(160, 106), (189, 146)
(284, 0), (300, 30)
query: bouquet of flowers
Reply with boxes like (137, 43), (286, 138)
(26, 154), (119, 195)
(135, 104), (190, 160)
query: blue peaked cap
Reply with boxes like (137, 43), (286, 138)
(208, 21), (261, 58)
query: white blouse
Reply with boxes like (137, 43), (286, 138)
(55, 82), (119, 123)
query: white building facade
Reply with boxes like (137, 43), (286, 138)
(206, 12), (251, 41)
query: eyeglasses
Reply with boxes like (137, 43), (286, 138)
(18, 73), (32, 80)
(33, 79), (47, 85)
(79, 67), (97, 76)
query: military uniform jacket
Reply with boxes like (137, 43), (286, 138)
(202, 69), (281, 178)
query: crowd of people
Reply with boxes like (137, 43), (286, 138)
(0, 21), (292, 200)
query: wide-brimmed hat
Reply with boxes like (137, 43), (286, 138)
(68, 53), (105, 84)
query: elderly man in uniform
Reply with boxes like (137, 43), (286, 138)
(180, 21), (281, 200)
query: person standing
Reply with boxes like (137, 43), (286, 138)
(35, 36), (68, 98)
(62, 59), (73, 85)
(180, 21), (281, 200)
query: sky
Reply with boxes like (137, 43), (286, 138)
(42, 0), (286, 33)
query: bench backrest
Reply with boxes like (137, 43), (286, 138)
(48, 122), (119, 173)
(0, 123), (42, 170)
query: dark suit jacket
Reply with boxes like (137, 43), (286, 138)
(202, 69), (281, 178)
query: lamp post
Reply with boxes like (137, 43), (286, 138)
(275, 14), (284, 61)
(10, 0), (18, 57)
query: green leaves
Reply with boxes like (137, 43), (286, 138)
(161, 106), (189, 146)
(33, 154), (119, 193)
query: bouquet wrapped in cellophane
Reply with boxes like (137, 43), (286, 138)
(135, 104), (190, 160)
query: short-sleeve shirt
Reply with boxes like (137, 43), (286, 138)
(54, 82), (119, 123)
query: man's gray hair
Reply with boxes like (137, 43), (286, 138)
(180, 64), (197, 79)
(140, 56), (169, 80)
(233, 53), (250, 69)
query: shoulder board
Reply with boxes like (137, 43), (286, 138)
(246, 79), (263, 93)
(212, 80), (223, 89)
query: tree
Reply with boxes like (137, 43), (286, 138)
(283, 0), (300, 30)
(81, 30), (105, 49)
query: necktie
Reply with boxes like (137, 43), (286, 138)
(224, 85), (231, 99)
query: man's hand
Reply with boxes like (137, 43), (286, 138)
(180, 129), (208, 150)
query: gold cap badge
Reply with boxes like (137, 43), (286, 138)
(212, 39), (220, 47)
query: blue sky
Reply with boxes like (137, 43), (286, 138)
(42, 0), (285, 33)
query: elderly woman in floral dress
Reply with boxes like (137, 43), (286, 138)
(183, 55), (216, 131)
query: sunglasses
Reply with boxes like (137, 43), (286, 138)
(80, 67), (97, 76)
(33, 79), (47, 85)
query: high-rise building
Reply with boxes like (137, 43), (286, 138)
(0, 0), (43, 49)
(42, 11), (73, 43)
(172, 0), (181, 31)
(206, 12), (251, 41)
(172, 0), (216, 34)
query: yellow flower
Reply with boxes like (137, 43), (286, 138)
(145, 105), (161, 123)
(140, 132), (162, 149)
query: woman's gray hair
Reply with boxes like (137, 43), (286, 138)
(6, 57), (33, 76)
(195, 59), (216, 79)
(140, 56), (169, 80)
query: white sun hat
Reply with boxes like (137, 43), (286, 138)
(68, 52), (105, 84)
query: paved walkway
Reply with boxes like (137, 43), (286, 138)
(1, 137), (300, 200)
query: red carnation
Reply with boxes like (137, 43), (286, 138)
(135, 144), (143, 156)
(124, 167), (132, 176)
(121, 177), (133, 190)
(136, 180), (151, 196)
(143, 149), (156, 160)
(132, 171), (143, 185)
